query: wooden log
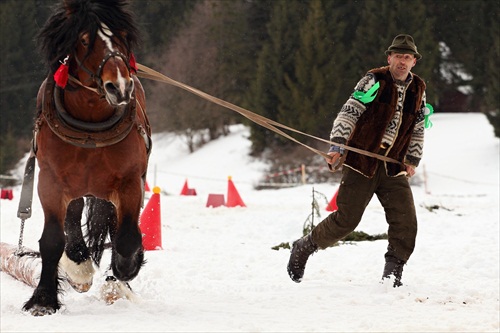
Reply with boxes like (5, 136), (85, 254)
(0, 242), (40, 288)
(1, 242), (139, 304)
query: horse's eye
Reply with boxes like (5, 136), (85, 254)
(80, 34), (89, 47)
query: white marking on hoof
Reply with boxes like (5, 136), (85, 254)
(59, 252), (94, 293)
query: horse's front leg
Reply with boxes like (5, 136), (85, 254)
(110, 188), (145, 282)
(23, 204), (65, 316)
(60, 198), (95, 293)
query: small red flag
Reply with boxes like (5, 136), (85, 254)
(54, 56), (70, 88)
(129, 53), (137, 74)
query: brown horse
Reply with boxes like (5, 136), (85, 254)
(23, 0), (151, 316)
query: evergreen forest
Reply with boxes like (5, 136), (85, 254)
(0, 0), (499, 175)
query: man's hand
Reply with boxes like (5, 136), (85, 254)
(405, 164), (416, 177)
(325, 152), (342, 168)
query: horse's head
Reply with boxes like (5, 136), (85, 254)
(37, 0), (140, 107)
(75, 24), (135, 106)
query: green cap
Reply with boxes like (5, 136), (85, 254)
(385, 34), (422, 60)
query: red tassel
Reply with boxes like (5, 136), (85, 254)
(54, 62), (69, 88)
(129, 53), (137, 74)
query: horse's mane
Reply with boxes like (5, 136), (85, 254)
(37, 0), (140, 73)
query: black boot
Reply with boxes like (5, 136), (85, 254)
(287, 234), (318, 283)
(382, 259), (405, 287)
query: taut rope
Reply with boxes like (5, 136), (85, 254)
(135, 63), (403, 167)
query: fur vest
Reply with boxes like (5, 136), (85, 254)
(344, 66), (426, 177)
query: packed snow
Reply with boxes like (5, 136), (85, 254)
(1, 113), (499, 332)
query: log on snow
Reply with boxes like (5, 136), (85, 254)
(0, 242), (40, 288)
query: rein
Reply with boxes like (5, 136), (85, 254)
(68, 75), (100, 95)
(134, 63), (404, 168)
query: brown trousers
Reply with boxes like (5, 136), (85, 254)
(311, 161), (417, 262)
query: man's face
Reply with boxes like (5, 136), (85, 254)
(387, 53), (417, 80)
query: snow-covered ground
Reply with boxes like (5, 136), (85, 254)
(1, 113), (499, 332)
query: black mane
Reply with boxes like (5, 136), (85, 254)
(37, 0), (140, 73)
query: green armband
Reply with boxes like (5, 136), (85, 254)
(425, 103), (434, 129)
(352, 81), (380, 104)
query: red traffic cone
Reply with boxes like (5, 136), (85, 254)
(140, 186), (162, 250)
(180, 179), (189, 195)
(144, 181), (151, 192)
(326, 187), (339, 212)
(180, 179), (197, 196)
(181, 179), (191, 195)
(226, 176), (246, 207)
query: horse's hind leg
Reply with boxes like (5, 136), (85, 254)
(86, 197), (113, 267)
(87, 198), (137, 304)
(60, 198), (95, 293)
(23, 211), (65, 316)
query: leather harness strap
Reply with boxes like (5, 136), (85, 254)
(39, 77), (138, 149)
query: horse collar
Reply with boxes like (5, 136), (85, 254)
(40, 77), (136, 148)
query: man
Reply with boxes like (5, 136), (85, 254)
(287, 34), (427, 287)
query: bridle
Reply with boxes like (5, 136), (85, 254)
(72, 50), (132, 96)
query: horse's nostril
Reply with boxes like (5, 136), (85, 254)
(104, 82), (118, 94)
(104, 80), (133, 105)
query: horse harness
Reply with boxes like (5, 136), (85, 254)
(15, 76), (151, 256)
(41, 47), (151, 149)
(34, 77), (151, 150)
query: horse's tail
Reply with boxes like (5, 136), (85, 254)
(85, 197), (117, 266)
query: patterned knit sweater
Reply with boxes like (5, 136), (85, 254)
(330, 66), (427, 177)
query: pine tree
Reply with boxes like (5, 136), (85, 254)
(245, 0), (309, 154)
(348, 0), (397, 78)
(282, 0), (343, 143)
(246, 43), (280, 154)
(322, 1), (362, 115)
(391, 0), (439, 106)
(134, 0), (197, 58)
(484, 1), (500, 137)
(427, 0), (499, 113)
(0, 0), (55, 173)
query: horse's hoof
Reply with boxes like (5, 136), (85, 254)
(59, 253), (94, 293)
(67, 280), (92, 293)
(26, 305), (56, 316)
(23, 288), (60, 316)
(100, 276), (135, 305)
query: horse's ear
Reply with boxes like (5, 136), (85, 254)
(63, 0), (74, 17)
(63, 0), (81, 17)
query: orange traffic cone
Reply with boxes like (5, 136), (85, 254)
(326, 187), (339, 212)
(226, 176), (246, 207)
(140, 186), (162, 250)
